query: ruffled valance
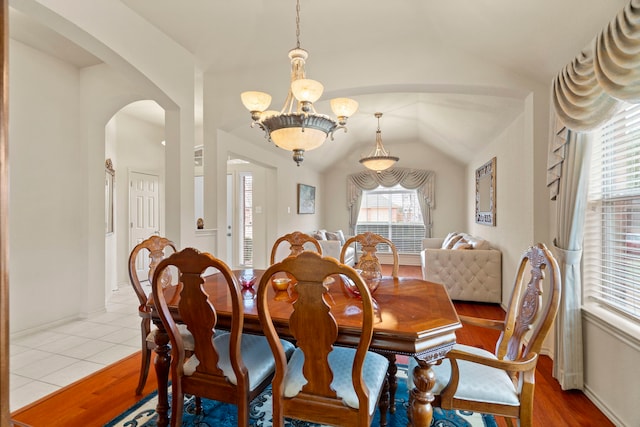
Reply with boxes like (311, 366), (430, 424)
(552, 0), (640, 132)
(346, 168), (435, 237)
(347, 168), (435, 209)
(552, 49), (620, 132)
(549, 0), (640, 199)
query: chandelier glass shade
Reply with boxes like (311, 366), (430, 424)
(240, 1), (358, 166)
(359, 112), (399, 172)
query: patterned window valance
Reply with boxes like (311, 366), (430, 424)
(552, 0), (640, 132)
(346, 168), (435, 237)
(549, 0), (640, 199)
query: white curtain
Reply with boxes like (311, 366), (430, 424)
(547, 0), (640, 390)
(551, 128), (593, 390)
(347, 168), (435, 236)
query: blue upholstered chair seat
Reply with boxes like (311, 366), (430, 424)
(283, 346), (389, 414)
(146, 323), (195, 351)
(407, 344), (520, 406)
(184, 333), (295, 392)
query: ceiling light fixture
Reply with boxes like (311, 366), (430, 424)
(359, 112), (399, 172)
(240, 0), (358, 166)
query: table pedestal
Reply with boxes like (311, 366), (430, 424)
(408, 359), (436, 427)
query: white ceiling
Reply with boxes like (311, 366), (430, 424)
(8, 0), (630, 168)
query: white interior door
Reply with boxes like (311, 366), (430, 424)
(129, 171), (160, 278)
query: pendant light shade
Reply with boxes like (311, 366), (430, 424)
(359, 112), (399, 172)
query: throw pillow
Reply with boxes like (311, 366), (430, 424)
(452, 238), (473, 250)
(443, 233), (463, 249)
(441, 232), (458, 249)
(325, 231), (341, 242)
(335, 230), (346, 246)
(312, 230), (327, 240)
(466, 235), (490, 250)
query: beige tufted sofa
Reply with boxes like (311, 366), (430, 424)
(420, 232), (502, 303)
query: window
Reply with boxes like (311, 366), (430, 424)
(356, 184), (425, 254)
(239, 172), (253, 266)
(584, 103), (640, 322)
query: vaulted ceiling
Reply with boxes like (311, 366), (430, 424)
(9, 0), (630, 169)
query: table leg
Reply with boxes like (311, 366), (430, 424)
(385, 353), (398, 413)
(153, 322), (171, 427)
(408, 358), (435, 427)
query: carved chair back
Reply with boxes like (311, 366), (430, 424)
(270, 231), (322, 264)
(341, 231), (399, 279)
(152, 247), (262, 426)
(257, 251), (380, 426)
(497, 243), (561, 364)
(128, 235), (177, 312)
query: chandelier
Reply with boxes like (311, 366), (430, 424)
(360, 112), (399, 172)
(240, 0), (358, 166)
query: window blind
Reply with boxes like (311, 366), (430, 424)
(356, 185), (425, 254)
(584, 103), (640, 322)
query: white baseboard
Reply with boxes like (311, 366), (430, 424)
(376, 253), (421, 266)
(583, 386), (626, 427)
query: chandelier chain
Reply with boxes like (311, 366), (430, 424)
(240, 0), (358, 166)
(295, 0), (301, 48)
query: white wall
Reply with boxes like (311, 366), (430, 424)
(110, 112), (166, 287)
(214, 130), (324, 269)
(467, 108), (532, 305)
(323, 140), (467, 238)
(582, 310), (640, 426)
(8, 40), (85, 332)
(105, 117), (117, 294)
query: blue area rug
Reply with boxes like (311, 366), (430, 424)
(105, 366), (497, 427)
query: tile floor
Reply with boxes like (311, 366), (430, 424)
(9, 284), (141, 412)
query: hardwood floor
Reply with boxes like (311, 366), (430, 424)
(10, 265), (614, 426)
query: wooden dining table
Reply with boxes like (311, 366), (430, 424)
(150, 268), (461, 427)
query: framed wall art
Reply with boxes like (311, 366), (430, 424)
(297, 183), (316, 214)
(475, 157), (496, 226)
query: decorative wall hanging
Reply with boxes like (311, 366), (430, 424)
(475, 157), (496, 226)
(297, 183), (315, 214)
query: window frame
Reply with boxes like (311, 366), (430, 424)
(583, 103), (640, 337)
(355, 184), (425, 254)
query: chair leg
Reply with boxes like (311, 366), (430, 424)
(385, 353), (398, 413)
(379, 379), (389, 427)
(136, 344), (151, 395)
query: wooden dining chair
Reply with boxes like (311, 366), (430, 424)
(340, 231), (400, 411)
(269, 231), (323, 264)
(407, 243), (561, 427)
(152, 247), (294, 427)
(340, 232), (399, 279)
(256, 251), (389, 427)
(128, 235), (193, 395)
